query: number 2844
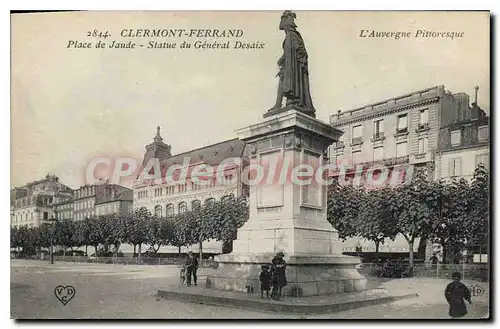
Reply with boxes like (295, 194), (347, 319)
(87, 30), (110, 38)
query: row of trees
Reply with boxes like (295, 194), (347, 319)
(11, 165), (489, 275)
(11, 195), (249, 262)
(327, 164), (489, 273)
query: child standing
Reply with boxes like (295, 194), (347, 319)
(179, 265), (186, 284)
(259, 265), (271, 299)
(445, 272), (472, 318)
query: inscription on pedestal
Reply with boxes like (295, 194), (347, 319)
(299, 150), (323, 209)
(257, 149), (284, 208)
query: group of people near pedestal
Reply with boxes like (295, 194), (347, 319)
(259, 251), (288, 300)
(180, 251), (288, 300)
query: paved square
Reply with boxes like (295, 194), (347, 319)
(10, 260), (489, 319)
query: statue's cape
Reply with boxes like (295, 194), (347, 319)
(282, 30), (306, 98)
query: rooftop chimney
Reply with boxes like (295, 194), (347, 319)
(474, 85), (479, 105)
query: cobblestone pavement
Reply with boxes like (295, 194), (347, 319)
(10, 260), (489, 319)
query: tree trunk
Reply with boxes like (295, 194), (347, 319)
(440, 238), (447, 264)
(133, 244), (137, 258)
(138, 244), (142, 264)
(63, 246), (66, 256)
(199, 241), (203, 261)
(408, 239), (414, 276)
(178, 245), (181, 255)
(94, 245), (98, 256)
(85, 245), (88, 257)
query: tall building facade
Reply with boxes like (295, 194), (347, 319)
(328, 86), (459, 182)
(328, 85), (483, 256)
(133, 127), (248, 254)
(11, 174), (73, 227)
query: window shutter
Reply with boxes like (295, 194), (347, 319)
(448, 158), (454, 177)
(455, 158), (462, 176)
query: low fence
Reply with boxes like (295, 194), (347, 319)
(15, 255), (218, 268)
(358, 263), (489, 282)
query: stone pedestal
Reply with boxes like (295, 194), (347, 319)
(207, 107), (367, 296)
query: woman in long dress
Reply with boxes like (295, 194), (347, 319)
(445, 272), (472, 318)
(270, 252), (287, 300)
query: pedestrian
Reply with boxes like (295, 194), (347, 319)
(445, 272), (472, 318)
(185, 251), (199, 286)
(270, 251), (287, 300)
(259, 265), (271, 299)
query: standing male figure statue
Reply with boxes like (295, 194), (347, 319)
(271, 11), (315, 117)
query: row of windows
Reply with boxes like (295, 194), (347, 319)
(96, 202), (121, 216)
(350, 110), (429, 143)
(137, 175), (235, 200)
(75, 187), (95, 199)
(57, 203), (73, 210)
(56, 211), (73, 220)
(14, 212), (34, 222)
(339, 138), (429, 164)
(75, 200), (94, 210)
(75, 211), (95, 221)
(448, 154), (489, 177)
(153, 195), (233, 217)
(15, 196), (52, 208)
(450, 126), (488, 147)
(13, 211), (49, 223)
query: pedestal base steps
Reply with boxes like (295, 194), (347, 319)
(156, 281), (417, 315)
(206, 253), (367, 297)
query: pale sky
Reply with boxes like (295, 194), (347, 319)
(11, 11), (490, 189)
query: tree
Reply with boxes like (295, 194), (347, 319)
(327, 182), (363, 239)
(52, 218), (76, 255)
(172, 211), (199, 252)
(147, 216), (171, 254)
(426, 178), (470, 263)
(10, 226), (20, 251)
(357, 187), (398, 258)
(388, 168), (431, 274)
(16, 225), (38, 256)
(87, 216), (105, 256)
(100, 214), (124, 256)
(73, 219), (91, 256)
(122, 207), (150, 263)
(37, 223), (52, 250)
(466, 164), (489, 260)
(204, 195), (249, 254)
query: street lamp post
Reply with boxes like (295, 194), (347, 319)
(49, 215), (56, 264)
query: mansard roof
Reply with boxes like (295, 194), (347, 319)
(160, 138), (246, 168)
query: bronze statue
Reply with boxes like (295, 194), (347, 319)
(271, 11), (315, 117)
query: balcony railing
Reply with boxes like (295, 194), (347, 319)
(372, 132), (385, 141)
(335, 141), (345, 149)
(395, 127), (408, 135)
(351, 137), (363, 145)
(416, 122), (430, 132)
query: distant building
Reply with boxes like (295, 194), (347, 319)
(54, 182), (133, 221)
(435, 87), (490, 181)
(54, 198), (74, 221)
(73, 185), (97, 221)
(95, 184), (133, 216)
(11, 174), (73, 227)
(133, 126), (248, 254)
